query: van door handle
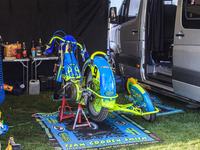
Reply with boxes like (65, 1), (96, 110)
(132, 28), (138, 33)
(175, 33), (184, 37)
(175, 31), (184, 37)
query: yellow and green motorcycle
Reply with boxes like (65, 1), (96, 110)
(45, 32), (117, 122)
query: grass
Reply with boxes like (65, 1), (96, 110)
(0, 91), (200, 149)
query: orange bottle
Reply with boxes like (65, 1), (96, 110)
(22, 42), (27, 58)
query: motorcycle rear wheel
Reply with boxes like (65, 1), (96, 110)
(86, 70), (109, 122)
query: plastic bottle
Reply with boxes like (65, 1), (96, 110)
(22, 42), (27, 58)
(31, 40), (36, 57)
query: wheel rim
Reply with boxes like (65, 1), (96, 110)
(141, 107), (151, 120)
(88, 97), (102, 115)
(87, 71), (102, 116)
(142, 114), (151, 120)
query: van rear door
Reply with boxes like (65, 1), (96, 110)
(173, 0), (200, 102)
(119, 0), (146, 80)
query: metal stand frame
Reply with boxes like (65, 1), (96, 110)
(73, 104), (91, 130)
(59, 95), (75, 122)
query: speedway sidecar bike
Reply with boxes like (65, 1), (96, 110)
(45, 31), (158, 123)
(45, 33), (117, 122)
(110, 78), (159, 122)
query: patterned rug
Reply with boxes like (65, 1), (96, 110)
(33, 111), (163, 150)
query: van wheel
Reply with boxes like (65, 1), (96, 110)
(110, 52), (120, 75)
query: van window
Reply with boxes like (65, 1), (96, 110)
(118, 0), (128, 23)
(128, 0), (141, 19)
(118, 0), (141, 23)
(164, 0), (178, 5)
(182, 0), (200, 29)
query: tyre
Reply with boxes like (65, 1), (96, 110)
(110, 52), (120, 75)
(142, 111), (156, 123)
(86, 69), (109, 122)
(127, 78), (156, 123)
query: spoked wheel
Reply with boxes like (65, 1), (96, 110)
(86, 70), (109, 122)
(127, 78), (156, 123)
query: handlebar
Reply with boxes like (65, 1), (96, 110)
(48, 36), (83, 52)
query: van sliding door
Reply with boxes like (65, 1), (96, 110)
(173, 0), (200, 102)
(119, 0), (146, 79)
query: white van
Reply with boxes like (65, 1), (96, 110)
(108, 0), (200, 104)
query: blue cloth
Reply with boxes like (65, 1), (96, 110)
(0, 46), (5, 104)
(59, 35), (77, 53)
(0, 124), (9, 135)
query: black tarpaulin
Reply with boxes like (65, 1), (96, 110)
(0, 0), (109, 81)
(0, 0), (108, 54)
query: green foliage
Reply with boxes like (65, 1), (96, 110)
(0, 91), (200, 149)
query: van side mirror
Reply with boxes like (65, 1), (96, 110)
(109, 7), (117, 24)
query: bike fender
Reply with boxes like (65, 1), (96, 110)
(81, 56), (116, 99)
(130, 84), (155, 112)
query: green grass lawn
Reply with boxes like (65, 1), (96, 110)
(0, 91), (200, 150)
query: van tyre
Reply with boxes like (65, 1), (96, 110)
(110, 52), (120, 75)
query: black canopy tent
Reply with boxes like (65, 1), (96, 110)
(0, 0), (109, 82)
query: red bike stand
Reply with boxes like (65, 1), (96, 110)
(59, 95), (75, 122)
(73, 104), (91, 130)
